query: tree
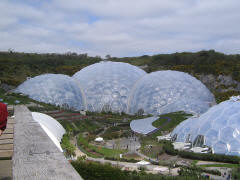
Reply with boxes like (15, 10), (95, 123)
(105, 54), (111, 60)
(137, 108), (144, 116)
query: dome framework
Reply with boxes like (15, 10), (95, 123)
(172, 99), (240, 156)
(16, 74), (85, 110)
(128, 70), (215, 115)
(73, 61), (147, 113)
(16, 62), (215, 116)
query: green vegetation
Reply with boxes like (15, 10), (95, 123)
(139, 111), (192, 156)
(1, 50), (240, 103)
(0, 88), (31, 105)
(231, 166), (240, 180)
(199, 163), (239, 168)
(178, 165), (221, 176)
(116, 50), (240, 82)
(77, 133), (126, 158)
(162, 140), (240, 164)
(102, 124), (131, 140)
(215, 90), (240, 103)
(0, 87), (60, 111)
(105, 156), (139, 163)
(0, 51), (101, 86)
(71, 160), (205, 180)
(152, 111), (192, 131)
(0, 157), (11, 160)
(61, 134), (76, 156)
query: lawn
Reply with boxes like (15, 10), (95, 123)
(77, 133), (127, 158)
(199, 163), (239, 168)
(152, 111), (192, 132)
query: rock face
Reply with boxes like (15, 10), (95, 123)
(197, 74), (240, 93)
(0, 83), (15, 92)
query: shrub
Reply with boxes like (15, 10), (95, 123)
(161, 140), (240, 164)
(104, 156), (139, 163)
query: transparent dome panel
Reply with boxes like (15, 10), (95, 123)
(16, 74), (85, 110)
(172, 99), (240, 156)
(73, 61), (146, 113)
(128, 70), (215, 115)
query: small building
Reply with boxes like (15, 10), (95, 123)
(95, 137), (104, 142)
(157, 134), (172, 141)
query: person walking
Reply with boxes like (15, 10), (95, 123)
(0, 102), (8, 136)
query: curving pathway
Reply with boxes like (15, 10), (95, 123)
(130, 116), (159, 134)
(147, 117), (171, 135)
(130, 116), (172, 135)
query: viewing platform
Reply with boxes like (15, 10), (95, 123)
(0, 105), (83, 180)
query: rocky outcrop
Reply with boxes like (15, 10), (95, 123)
(0, 83), (15, 92)
(197, 74), (240, 93)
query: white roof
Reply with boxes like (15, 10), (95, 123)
(95, 137), (103, 142)
(136, 160), (150, 165)
(31, 112), (66, 152)
(153, 167), (168, 171)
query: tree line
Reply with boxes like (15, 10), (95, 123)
(1, 49), (240, 87)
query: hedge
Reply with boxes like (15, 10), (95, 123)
(162, 141), (240, 164)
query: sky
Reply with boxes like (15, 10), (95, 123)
(0, 0), (240, 57)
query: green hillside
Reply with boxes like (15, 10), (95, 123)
(1, 50), (240, 102)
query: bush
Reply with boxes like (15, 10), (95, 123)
(71, 160), (205, 180)
(161, 140), (240, 164)
(61, 134), (76, 156)
(178, 165), (221, 176)
(105, 156), (139, 163)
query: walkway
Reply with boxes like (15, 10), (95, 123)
(130, 116), (159, 134)
(12, 105), (83, 180)
(147, 117), (171, 135)
(130, 116), (172, 135)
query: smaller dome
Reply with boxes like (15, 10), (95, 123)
(128, 70), (215, 115)
(172, 98), (240, 156)
(15, 74), (85, 110)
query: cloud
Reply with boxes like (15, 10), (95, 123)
(0, 0), (240, 57)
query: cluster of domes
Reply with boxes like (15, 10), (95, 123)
(172, 97), (240, 156)
(16, 61), (215, 115)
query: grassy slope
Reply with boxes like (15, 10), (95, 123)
(78, 133), (126, 158)
(152, 111), (192, 131)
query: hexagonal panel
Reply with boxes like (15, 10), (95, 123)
(128, 70), (215, 115)
(73, 61), (146, 113)
(16, 74), (85, 110)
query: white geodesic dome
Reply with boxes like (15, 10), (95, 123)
(31, 112), (66, 152)
(15, 74), (85, 110)
(73, 61), (146, 113)
(128, 70), (215, 115)
(171, 99), (240, 156)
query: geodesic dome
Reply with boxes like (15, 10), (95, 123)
(32, 112), (66, 152)
(16, 74), (85, 110)
(171, 99), (240, 156)
(73, 61), (146, 113)
(128, 70), (215, 115)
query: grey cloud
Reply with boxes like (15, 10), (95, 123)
(0, 0), (240, 57)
